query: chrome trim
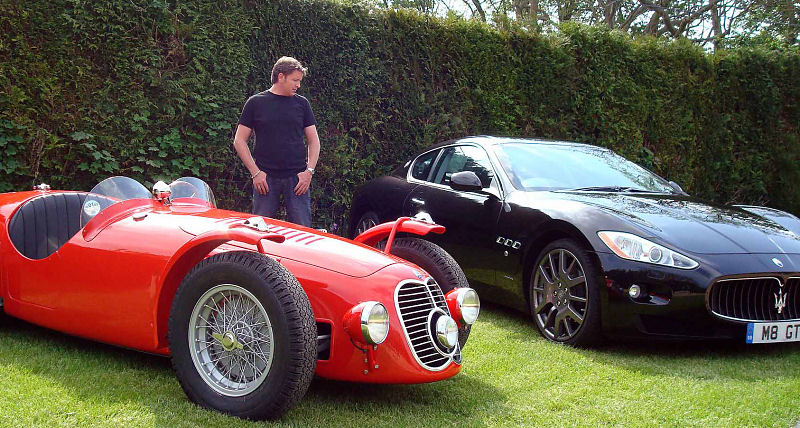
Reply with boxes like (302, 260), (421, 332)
(455, 288), (480, 325)
(152, 181), (171, 204)
(394, 278), (459, 371)
(359, 301), (389, 345)
(708, 275), (800, 323)
(431, 309), (458, 351)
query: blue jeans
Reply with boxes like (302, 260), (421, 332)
(253, 174), (311, 227)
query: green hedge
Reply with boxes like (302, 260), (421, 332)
(1, 0), (798, 232)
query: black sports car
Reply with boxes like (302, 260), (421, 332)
(350, 136), (800, 346)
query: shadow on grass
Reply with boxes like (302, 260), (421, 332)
(0, 315), (506, 426)
(478, 302), (800, 382)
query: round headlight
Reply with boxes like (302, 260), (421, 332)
(435, 315), (458, 350)
(456, 288), (480, 325)
(360, 302), (389, 345)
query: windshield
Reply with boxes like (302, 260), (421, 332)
(170, 177), (217, 206)
(81, 177), (151, 226)
(80, 176), (217, 226)
(493, 142), (675, 193)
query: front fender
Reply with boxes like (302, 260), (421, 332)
(151, 220), (286, 353)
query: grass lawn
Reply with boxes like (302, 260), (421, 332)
(0, 305), (797, 427)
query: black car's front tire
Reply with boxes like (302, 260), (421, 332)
(168, 251), (316, 420)
(529, 239), (601, 347)
(379, 237), (472, 348)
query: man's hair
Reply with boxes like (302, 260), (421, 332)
(271, 56), (307, 84)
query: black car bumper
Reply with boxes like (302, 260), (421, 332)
(596, 252), (800, 341)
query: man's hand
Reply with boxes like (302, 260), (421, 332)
(253, 171), (268, 195)
(295, 169), (313, 195)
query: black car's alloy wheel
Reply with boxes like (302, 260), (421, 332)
(530, 239), (600, 346)
(353, 211), (380, 237)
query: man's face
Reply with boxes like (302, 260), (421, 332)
(276, 70), (304, 95)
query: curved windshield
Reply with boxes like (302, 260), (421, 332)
(494, 142), (675, 193)
(81, 176), (152, 226)
(170, 177), (217, 207)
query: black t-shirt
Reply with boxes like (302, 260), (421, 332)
(238, 91), (316, 178)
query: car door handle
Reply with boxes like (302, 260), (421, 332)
(410, 197), (425, 206)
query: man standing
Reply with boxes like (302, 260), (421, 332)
(232, 56), (320, 227)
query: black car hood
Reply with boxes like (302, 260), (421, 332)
(550, 192), (800, 255)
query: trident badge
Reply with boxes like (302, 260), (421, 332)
(775, 288), (788, 314)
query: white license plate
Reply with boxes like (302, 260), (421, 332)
(746, 321), (800, 344)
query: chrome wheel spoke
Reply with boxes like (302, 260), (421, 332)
(189, 284), (274, 397)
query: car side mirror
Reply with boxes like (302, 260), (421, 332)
(449, 171), (483, 192)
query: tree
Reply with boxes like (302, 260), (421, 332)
(382, 0), (798, 48)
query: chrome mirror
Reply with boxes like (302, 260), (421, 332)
(152, 181), (172, 204)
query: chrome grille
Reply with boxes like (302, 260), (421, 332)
(395, 278), (456, 371)
(709, 276), (799, 322)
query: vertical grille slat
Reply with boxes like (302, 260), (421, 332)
(709, 276), (798, 322)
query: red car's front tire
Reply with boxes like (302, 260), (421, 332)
(168, 251), (316, 420)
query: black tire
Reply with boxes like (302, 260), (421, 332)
(168, 251), (316, 420)
(378, 237), (472, 349)
(352, 210), (380, 238)
(529, 238), (602, 347)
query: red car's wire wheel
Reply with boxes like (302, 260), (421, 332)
(531, 247), (589, 342)
(188, 284), (275, 396)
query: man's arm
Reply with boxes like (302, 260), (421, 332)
(232, 124), (268, 195)
(295, 125), (320, 195)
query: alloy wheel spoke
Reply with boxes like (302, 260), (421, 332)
(563, 319), (574, 336)
(533, 300), (550, 315)
(543, 306), (557, 329)
(566, 275), (585, 288)
(569, 295), (588, 303)
(565, 307), (584, 325)
(538, 264), (555, 285)
(558, 250), (568, 277)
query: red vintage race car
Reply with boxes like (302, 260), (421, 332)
(0, 176), (480, 420)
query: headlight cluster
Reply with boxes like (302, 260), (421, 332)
(597, 231), (698, 269)
(344, 301), (389, 345)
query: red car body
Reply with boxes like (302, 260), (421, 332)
(0, 177), (477, 418)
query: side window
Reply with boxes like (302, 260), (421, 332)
(432, 146), (495, 188)
(410, 150), (439, 181)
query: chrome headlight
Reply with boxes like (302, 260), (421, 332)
(359, 302), (389, 345)
(447, 288), (480, 325)
(435, 315), (459, 350)
(597, 231), (698, 269)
